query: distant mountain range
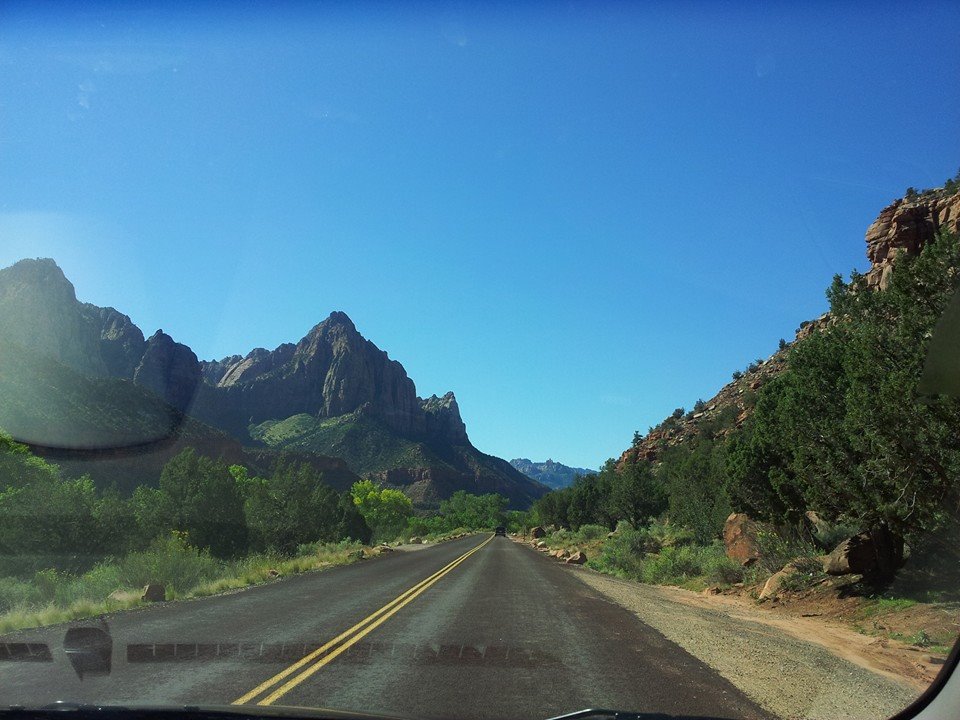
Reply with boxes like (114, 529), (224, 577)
(0, 259), (548, 507)
(510, 458), (595, 489)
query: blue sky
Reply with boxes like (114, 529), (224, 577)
(1, 1), (958, 470)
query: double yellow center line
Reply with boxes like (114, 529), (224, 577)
(233, 534), (494, 706)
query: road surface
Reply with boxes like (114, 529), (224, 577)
(0, 534), (771, 719)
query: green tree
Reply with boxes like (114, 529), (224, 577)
(726, 229), (960, 579)
(351, 479), (413, 542)
(609, 459), (667, 528)
(659, 437), (732, 543)
(0, 434), (103, 575)
(438, 491), (508, 530)
(159, 448), (248, 557)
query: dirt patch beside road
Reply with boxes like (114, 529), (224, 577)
(567, 565), (927, 720)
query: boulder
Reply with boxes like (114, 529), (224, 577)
(823, 529), (903, 580)
(565, 551), (587, 565)
(267, 569), (280, 578)
(377, 544), (394, 553)
(758, 563), (801, 600)
(535, 540), (548, 549)
(824, 533), (874, 575)
(723, 513), (763, 566)
(531, 526), (546, 539)
(408, 537), (422, 545)
(141, 584), (166, 602)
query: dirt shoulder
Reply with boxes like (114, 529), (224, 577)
(565, 564), (926, 720)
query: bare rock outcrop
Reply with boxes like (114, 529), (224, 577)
(865, 190), (960, 290)
(194, 312), (460, 442)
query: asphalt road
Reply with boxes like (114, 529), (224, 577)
(0, 535), (771, 720)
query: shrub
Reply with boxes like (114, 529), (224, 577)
(641, 545), (705, 584)
(592, 526), (647, 579)
(116, 533), (222, 594)
(703, 547), (745, 584)
(576, 524), (610, 542)
(754, 529), (820, 573)
(0, 577), (41, 613)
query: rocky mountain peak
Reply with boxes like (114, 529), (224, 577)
(0, 258), (107, 377)
(134, 331), (201, 412)
(420, 392), (469, 445)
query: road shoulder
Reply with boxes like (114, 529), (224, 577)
(562, 562), (921, 720)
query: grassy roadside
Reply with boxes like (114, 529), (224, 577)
(0, 537), (368, 634)
(0, 528), (485, 635)
(525, 522), (959, 655)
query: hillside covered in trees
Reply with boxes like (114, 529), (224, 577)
(535, 184), (960, 590)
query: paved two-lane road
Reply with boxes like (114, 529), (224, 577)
(0, 535), (770, 719)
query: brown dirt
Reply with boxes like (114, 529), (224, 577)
(674, 578), (957, 691)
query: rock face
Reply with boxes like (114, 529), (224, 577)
(194, 312), (452, 442)
(0, 259), (109, 377)
(94, 306), (146, 378)
(510, 458), (595, 489)
(421, 392), (469, 445)
(865, 191), (960, 289)
(134, 331), (201, 413)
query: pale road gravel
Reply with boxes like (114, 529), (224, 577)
(564, 566), (921, 720)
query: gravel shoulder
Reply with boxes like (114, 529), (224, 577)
(564, 564), (922, 720)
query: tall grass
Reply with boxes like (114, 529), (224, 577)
(0, 535), (366, 633)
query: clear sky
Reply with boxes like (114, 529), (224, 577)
(1, 1), (958, 470)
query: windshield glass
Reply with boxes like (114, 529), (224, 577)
(1, 2), (959, 720)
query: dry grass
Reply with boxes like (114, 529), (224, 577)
(0, 541), (367, 634)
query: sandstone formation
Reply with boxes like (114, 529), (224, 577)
(865, 191), (960, 289)
(134, 331), (200, 412)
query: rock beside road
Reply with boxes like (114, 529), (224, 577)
(141, 584), (165, 602)
(723, 513), (763, 566)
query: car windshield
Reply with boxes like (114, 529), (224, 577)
(1, 2), (959, 720)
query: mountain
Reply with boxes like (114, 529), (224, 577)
(618, 185), (960, 468)
(510, 458), (595, 489)
(190, 312), (543, 507)
(0, 260), (546, 507)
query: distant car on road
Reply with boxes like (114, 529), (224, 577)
(494, 526), (507, 536)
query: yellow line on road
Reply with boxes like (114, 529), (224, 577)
(232, 534), (493, 706)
